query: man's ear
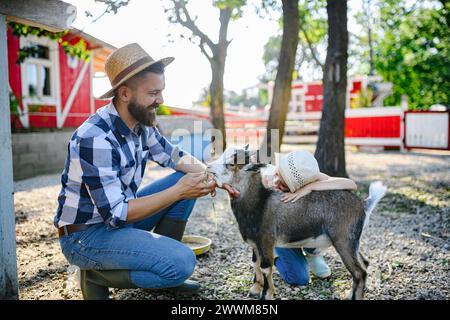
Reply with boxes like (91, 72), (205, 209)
(117, 85), (131, 103)
(244, 163), (266, 172)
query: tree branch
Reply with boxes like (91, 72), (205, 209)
(171, 0), (216, 51)
(299, 25), (323, 69)
(218, 7), (232, 48)
(199, 39), (213, 62)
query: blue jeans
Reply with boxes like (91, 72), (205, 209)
(59, 171), (197, 289)
(274, 247), (319, 286)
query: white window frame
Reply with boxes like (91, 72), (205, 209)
(20, 35), (59, 106)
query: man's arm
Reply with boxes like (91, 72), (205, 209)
(127, 172), (215, 223)
(147, 127), (224, 198)
(77, 136), (215, 227)
(175, 154), (207, 173)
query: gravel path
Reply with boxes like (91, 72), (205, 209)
(14, 146), (449, 300)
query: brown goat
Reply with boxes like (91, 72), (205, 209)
(207, 146), (387, 300)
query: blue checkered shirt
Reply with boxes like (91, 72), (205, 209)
(54, 102), (186, 229)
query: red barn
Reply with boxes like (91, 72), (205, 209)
(7, 26), (114, 130)
(269, 77), (365, 114)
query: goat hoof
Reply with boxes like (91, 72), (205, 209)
(346, 291), (355, 300)
(259, 292), (274, 300)
(249, 284), (262, 297)
(347, 291), (364, 300)
(265, 292), (274, 300)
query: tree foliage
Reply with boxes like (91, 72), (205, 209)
(375, 0), (449, 109)
(214, 0), (246, 19)
(351, 0), (380, 76)
(261, 0), (449, 110)
(260, 0), (326, 83)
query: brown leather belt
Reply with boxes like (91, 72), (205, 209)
(58, 224), (91, 238)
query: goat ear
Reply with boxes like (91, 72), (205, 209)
(245, 163), (266, 172)
(249, 149), (260, 163)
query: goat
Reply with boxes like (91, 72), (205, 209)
(207, 146), (387, 300)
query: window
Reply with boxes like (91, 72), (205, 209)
(20, 35), (58, 106)
(25, 63), (51, 97)
(29, 43), (50, 59)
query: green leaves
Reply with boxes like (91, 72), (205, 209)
(213, 0), (246, 10)
(8, 21), (91, 64)
(9, 91), (22, 117)
(61, 39), (91, 62)
(375, 0), (449, 109)
(157, 105), (172, 115)
(8, 21), (66, 40)
(213, 0), (246, 19)
(261, 0), (326, 82)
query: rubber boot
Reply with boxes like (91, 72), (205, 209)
(80, 269), (138, 300)
(153, 216), (200, 295)
(153, 216), (187, 241)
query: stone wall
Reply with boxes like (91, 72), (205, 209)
(12, 131), (73, 181)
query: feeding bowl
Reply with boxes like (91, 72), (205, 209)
(181, 235), (212, 256)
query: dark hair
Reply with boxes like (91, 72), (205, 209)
(143, 61), (165, 75)
(113, 61), (165, 98)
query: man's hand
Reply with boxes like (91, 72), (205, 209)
(220, 184), (240, 199)
(175, 172), (217, 200)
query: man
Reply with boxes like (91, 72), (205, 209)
(54, 43), (239, 300)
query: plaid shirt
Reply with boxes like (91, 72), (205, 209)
(54, 102), (186, 229)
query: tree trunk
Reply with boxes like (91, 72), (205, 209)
(262, 0), (299, 161)
(314, 0), (348, 177)
(368, 24), (374, 75)
(168, 1), (232, 149)
(208, 7), (231, 150)
(209, 54), (226, 149)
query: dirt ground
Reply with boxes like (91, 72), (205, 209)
(13, 145), (450, 300)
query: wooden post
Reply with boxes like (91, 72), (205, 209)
(0, 13), (19, 300)
(0, 0), (76, 300)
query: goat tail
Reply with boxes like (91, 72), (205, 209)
(363, 181), (387, 229)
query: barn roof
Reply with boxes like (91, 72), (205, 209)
(70, 28), (116, 51)
(68, 29), (116, 74)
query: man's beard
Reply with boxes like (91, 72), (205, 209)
(128, 99), (158, 127)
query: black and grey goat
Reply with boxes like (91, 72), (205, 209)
(207, 146), (387, 300)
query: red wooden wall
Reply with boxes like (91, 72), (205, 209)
(8, 29), (96, 128)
